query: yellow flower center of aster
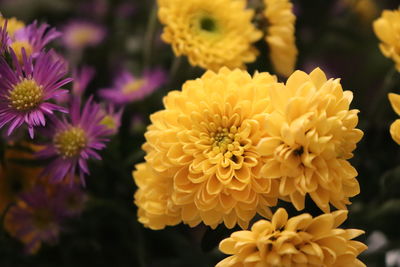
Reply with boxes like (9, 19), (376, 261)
(0, 17), (25, 37)
(69, 28), (95, 47)
(32, 208), (53, 229)
(54, 127), (87, 158)
(122, 79), (146, 94)
(9, 78), (43, 111)
(10, 41), (33, 62)
(210, 126), (243, 159)
(100, 115), (116, 131)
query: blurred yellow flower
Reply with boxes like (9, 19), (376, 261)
(217, 208), (367, 267)
(388, 93), (400, 145)
(157, 0), (262, 71)
(0, 16), (25, 37)
(133, 163), (181, 230)
(373, 9), (400, 71)
(263, 0), (298, 77)
(134, 68), (280, 229)
(343, 0), (378, 23)
(257, 68), (363, 212)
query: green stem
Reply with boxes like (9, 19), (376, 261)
(168, 56), (182, 84)
(143, 2), (158, 68)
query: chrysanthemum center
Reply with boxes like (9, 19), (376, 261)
(210, 126), (242, 157)
(9, 78), (43, 111)
(54, 127), (87, 158)
(122, 79), (146, 94)
(193, 13), (220, 35)
(200, 17), (217, 32)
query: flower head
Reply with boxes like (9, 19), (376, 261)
(158, 0), (262, 71)
(99, 68), (166, 105)
(37, 97), (110, 185)
(62, 20), (106, 50)
(257, 68), (363, 212)
(134, 68), (280, 229)
(373, 8), (400, 71)
(0, 50), (71, 138)
(99, 104), (123, 135)
(72, 65), (95, 97)
(217, 208), (367, 267)
(388, 93), (400, 145)
(4, 186), (64, 254)
(10, 21), (61, 62)
(263, 0), (298, 77)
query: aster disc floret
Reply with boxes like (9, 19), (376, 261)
(62, 20), (106, 50)
(134, 68), (280, 230)
(373, 8), (400, 72)
(217, 208), (367, 267)
(157, 0), (262, 71)
(37, 97), (110, 185)
(263, 0), (298, 77)
(0, 50), (71, 137)
(257, 68), (363, 213)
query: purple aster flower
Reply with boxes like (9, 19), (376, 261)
(0, 20), (10, 54)
(4, 185), (64, 254)
(37, 97), (110, 186)
(98, 68), (166, 105)
(11, 21), (61, 61)
(53, 183), (88, 217)
(99, 104), (123, 135)
(0, 49), (72, 138)
(62, 20), (106, 50)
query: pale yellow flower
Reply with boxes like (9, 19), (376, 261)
(157, 0), (262, 71)
(217, 208), (367, 267)
(388, 93), (400, 145)
(264, 0), (298, 77)
(257, 68), (363, 213)
(134, 68), (280, 229)
(373, 9), (400, 71)
(343, 0), (378, 23)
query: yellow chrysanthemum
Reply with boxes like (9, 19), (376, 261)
(0, 16), (25, 37)
(373, 9), (400, 71)
(263, 0), (298, 77)
(388, 93), (400, 144)
(217, 208), (367, 267)
(134, 68), (280, 229)
(133, 163), (181, 230)
(257, 68), (363, 213)
(157, 0), (262, 71)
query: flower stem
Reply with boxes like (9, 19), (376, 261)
(143, 2), (158, 68)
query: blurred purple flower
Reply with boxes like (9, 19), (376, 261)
(100, 104), (124, 135)
(54, 184), (88, 217)
(0, 50), (71, 138)
(73, 65), (95, 97)
(4, 186), (64, 254)
(99, 68), (166, 106)
(62, 20), (106, 50)
(37, 97), (110, 185)
(0, 20), (10, 54)
(11, 21), (61, 61)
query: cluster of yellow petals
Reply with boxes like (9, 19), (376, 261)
(388, 93), (400, 144)
(373, 8), (400, 72)
(263, 0), (298, 77)
(135, 68), (280, 229)
(133, 67), (363, 230)
(217, 208), (367, 267)
(258, 68), (363, 213)
(157, 0), (262, 71)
